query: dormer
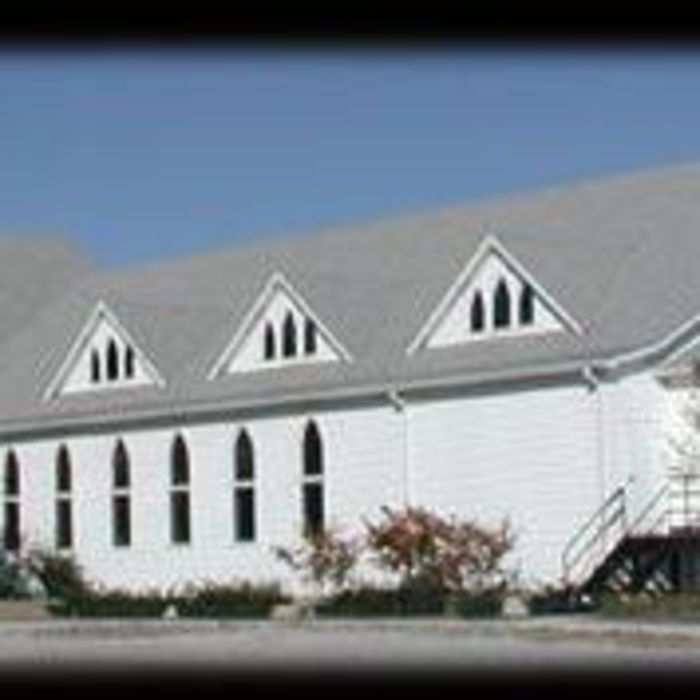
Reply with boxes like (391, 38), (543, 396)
(408, 235), (580, 353)
(44, 301), (164, 400)
(209, 272), (350, 377)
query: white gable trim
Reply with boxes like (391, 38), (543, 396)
(207, 271), (352, 380)
(407, 234), (583, 355)
(43, 300), (166, 402)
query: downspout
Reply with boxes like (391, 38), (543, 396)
(387, 389), (410, 506)
(582, 364), (609, 560)
(581, 364), (600, 392)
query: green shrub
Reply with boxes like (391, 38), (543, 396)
(316, 580), (508, 619)
(597, 592), (700, 620)
(448, 589), (503, 618)
(527, 585), (596, 616)
(0, 550), (31, 600)
(49, 581), (290, 619)
(25, 550), (90, 601)
(50, 588), (166, 618)
(315, 586), (405, 617)
(178, 582), (290, 618)
(396, 577), (445, 615)
(315, 580), (445, 618)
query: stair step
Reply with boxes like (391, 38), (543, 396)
(578, 533), (697, 597)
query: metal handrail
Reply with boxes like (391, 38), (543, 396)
(626, 482), (670, 537)
(561, 485), (626, 584)
(561, 475), (695, 587)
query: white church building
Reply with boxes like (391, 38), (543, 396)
(3, 161), (700, 595)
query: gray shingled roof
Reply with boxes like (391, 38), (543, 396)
(2, 160), (700, 435)
(0, 236), (91, 341)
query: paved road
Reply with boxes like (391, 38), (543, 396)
(1, 617), (700, 681)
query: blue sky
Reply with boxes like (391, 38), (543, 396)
(2, 49), (700, 267)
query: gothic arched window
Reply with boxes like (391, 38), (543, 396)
(282, 312), (297, 358)
(3, 450), (20, 552)
(470, 291), (485, 332)
(302, 421), (324, 536)
(55, 445), (73, 549)
(304, 318), (317, 355)
(112, 440), (131, 547)
(493, 279), (511, 329)
(519, 284), (535, 326)
(264, 323), (276, 360)
(91, 350), (101, 383)
(124, 346), (135, 379)
(170, 434), (191, 544)
(233, 430), (256, 542)
(106, 339), (119, 381)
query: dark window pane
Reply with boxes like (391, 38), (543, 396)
(519, 284), (534, 325)
(234, 487), (255, 542)
(470, 291), (485, 332)
(302, 483), (324, 537)
(264, 324), (276, 360)
(170, 491), (190, 544)
(494, 279), (511, 329)
(112, 495), (131, 547)
(113, 441), (130, 489)
(107, 339), (119, 381)
(303, 422), (323, 476)
(56, 499), (73, 549)
(171, 436), (190, 485)
(235, 431), (254, 481)
(91, 350), (101, 383)
(4, 452), (19, 496)
(56, 446), (71, 493)
(3, 502), (19, 552)
(124, 346), (135, 378)
(304, 318), (317, 355)
(282, 312), (297, 358)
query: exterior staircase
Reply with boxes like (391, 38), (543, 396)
(562, 470), (700, 600)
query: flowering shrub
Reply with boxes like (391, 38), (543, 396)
(275, 507), (515, 612)
(365, 505), (514, 595)
(274, 528), (361, 597)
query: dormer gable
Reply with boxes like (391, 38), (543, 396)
(208, 272), (350, 378)
(44, 301), (165, 401)
(408, 235), (581, 354)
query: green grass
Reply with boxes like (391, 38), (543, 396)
(597, 592), (700, 621)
